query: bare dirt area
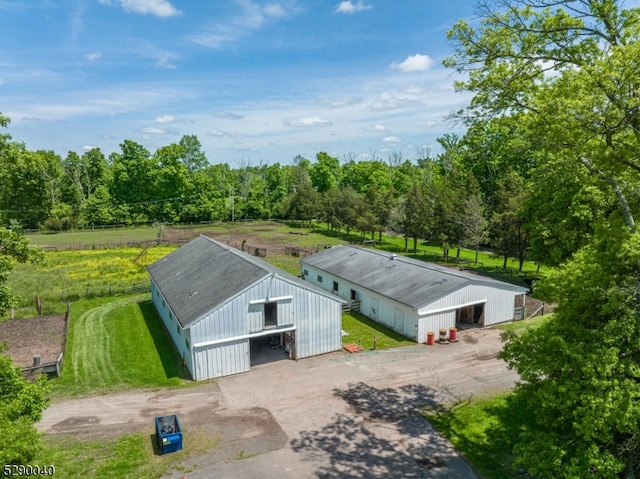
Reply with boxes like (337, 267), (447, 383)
(0, 314), (66, 368)
(162, 222), (322, 257)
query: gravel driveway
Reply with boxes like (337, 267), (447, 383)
(40, 327), (517, 478)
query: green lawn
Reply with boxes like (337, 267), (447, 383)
(341, 312), (415, 350)
(34, 425), (221, 479)
(52, 295), (189, 398)
(26, 226), (161, 248)
(494, 313), (554, 334)
(425, 393), (535, 479)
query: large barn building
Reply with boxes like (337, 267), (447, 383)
(147, 236), (344, 380)
(301, 245), (528, 343)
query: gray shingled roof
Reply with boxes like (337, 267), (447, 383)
(147, 235), (341, 328)
(147, 236), (268, 327)
(301, 245), (528, 309)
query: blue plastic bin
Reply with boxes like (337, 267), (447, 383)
(155, 415), (183, 454)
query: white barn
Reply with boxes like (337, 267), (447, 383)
(301, 245), (528, 343)
(147, 235), (344, 380)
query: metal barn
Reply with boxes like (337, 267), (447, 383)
(147, 236), (344, 380)
(301, 245), (528, 343)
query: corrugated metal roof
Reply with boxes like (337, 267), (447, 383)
(301, 245), (528, 309)
(147, 235), (342, 328)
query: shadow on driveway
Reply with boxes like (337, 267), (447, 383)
(291, 382), (478, 479)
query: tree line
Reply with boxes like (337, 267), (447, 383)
(0, 112), (610, 272)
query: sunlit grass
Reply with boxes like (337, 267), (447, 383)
(52, 295), (189, 398)
(425, 393), (535, 479)
(341, 312), (415, 350)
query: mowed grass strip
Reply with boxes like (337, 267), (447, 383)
(55, 295), (188, 397)
(342, 312), (415, 350)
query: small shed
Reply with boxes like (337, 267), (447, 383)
(147, 236), (344, 380)
(301, 245), (528, 343)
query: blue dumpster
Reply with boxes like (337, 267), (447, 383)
(155, 415), (183, 454)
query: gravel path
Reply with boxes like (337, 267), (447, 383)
(40, 327), (517, 478)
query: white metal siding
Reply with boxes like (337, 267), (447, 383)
(302, 264), (421, 341)
(193, 339), (250, 380)
(184, 275), (342, 378)
(150, 281), (193, 374)
(417, 311), (456, 344)
(417, 284), (518, 326)
(294, 292), (342, 359)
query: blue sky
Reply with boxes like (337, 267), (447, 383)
(0, 0), (476, 165)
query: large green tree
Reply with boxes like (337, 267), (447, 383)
(501, 228), (640, 477)
(447, 1), (640, 476)
(446, 0), (640, 231)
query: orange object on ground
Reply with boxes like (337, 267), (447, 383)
(343, 343), (363, 353)
(426, 332), (435, 345)
(449, 327), (458, 342)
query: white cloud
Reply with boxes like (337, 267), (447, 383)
(215, 111), (243, 120)
(319, 96), (362, 108)
(155, 114), (175, 124)
(208, 128), (227, 137)
(82, 145), (96, 151)
(403, 85), (425, 95)
(156, 57), (176, 69)
(141, 126), (166, 134)
(335, 1), (372, 14)
(207, 128), (247, 138)
(100, 0), (181, 18)
(365, 124), (388, 132)
(369, 92), (422, 111)
(383, 136), (401, 143)
(284, 116), (333, 127)
(391, 53), (433, 72)
(190, 1), (296, 48)
(85, 52), (102, 61)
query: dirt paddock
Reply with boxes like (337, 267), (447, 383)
(0, 314), (67, 368)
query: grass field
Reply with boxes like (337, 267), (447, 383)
(53, 295), (189, 398)
(35, 425), (221, 479)
(5, 246), (176, 318)
(425, 393), (535, 478)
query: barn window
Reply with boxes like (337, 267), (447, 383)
(264, 301), (278, 328)
(333, 281), (339, 292)
(186, 338), (190, 350)
(317, 275), (323, 283)
(303, 269), (308, 277)
(176, 324), (181, 335)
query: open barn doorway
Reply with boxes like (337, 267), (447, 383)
(456, 303), (485, 327)
(250, 330), (296, 366)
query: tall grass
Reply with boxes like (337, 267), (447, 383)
(5, 246), (176, 318)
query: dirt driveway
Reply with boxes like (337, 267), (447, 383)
(40, 327), (517, 478)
